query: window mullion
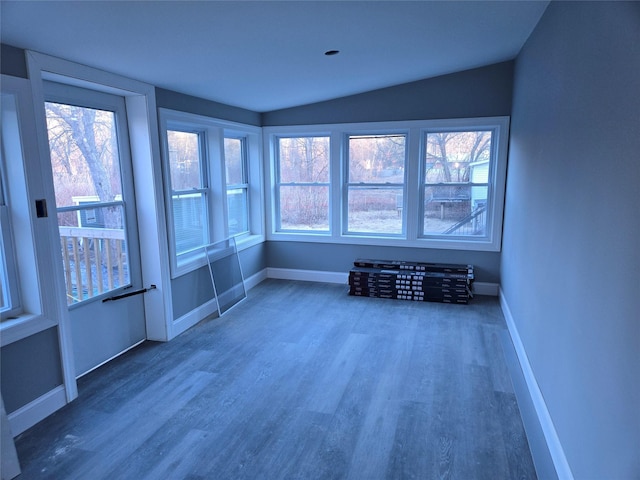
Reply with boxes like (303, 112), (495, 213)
(330, 131), (342, 237)
(405, 127), (421, 240)
(207, 126), (227, 242)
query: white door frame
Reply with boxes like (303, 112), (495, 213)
(26, 51), (174, 402)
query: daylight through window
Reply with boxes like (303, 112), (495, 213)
(265, 117), (509, 251)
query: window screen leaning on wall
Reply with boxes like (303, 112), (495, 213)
(264, 117), (509, 251)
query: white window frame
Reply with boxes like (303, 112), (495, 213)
(0, 94), (24, 321)
(164, 123), (212, 262)
(343, 131), (408, 237)
(224, 135), (250, 237)
(0, 76), (59, 348)
(273, 134), (332, 234)
(159, 109), (264, 278)
(264, 117), (509, 252)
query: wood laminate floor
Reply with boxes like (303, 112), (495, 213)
(15, 279), (537, 479)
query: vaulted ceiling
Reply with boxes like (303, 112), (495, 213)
(1, 1), (548, 112)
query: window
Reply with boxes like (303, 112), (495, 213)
(275, 136), (330, 232)
(0, 131), (20, 319)
(346, 134), (406, 235)
(44, 91), (136, 304)
(224, 137), (249, 236)
(167, 130), (209, 255)
(160, 109), (264, 277)
(1, 74), (55, 343)
(422, 130), (492, 237)
(265, 117), (509, 251)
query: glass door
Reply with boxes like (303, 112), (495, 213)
(44, 83), (146, 376)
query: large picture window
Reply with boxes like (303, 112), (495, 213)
(265, 117), (508, 251)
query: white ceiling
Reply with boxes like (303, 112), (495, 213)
(1, 1), (549, 112)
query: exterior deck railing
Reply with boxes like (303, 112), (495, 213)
(442, 205), (487, 236)
(58, 226), (128, 304)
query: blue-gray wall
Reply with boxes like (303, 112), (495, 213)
(0, 44), (27, 78)
(156, 87), (261, 126)
(267, 242), (500, 284)
(262, 61), (513, 125)
(0, 327), (63, 414)
(502, 2), (640, 478)
(263, 62), (514, 283)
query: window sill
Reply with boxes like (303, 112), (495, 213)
(171, 233), (265, 279)
(266, 231), (500, 252)
(235, 233), (265, 251)
(1, 313), (56, 347)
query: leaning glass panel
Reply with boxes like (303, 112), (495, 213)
(204, 237), (246, 316)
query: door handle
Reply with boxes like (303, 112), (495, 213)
(102, 285), (156, 302)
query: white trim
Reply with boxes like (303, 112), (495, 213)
(244, 268), (268, 290)
(11, 62), (81, 402)
(77, 338), (146, 378)
(0, 314), (56, 347)
(169, 269), (267, 338)
(126, 92), (173, 343)
(499, 289), (574, 480)
(7, 385), (67, 436)
(267, 268), (348, 284)
(472, 282), (499, 296)
(171, 298), (218, 339)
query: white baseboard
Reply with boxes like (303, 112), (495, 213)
(170, 269), (268, 339)
(8, 385), (67, 436)
(499, 289), (573, 480)
(245, 269), (268, 290)
(267, 268), (348, 284)
(171, 297), (218, 339)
